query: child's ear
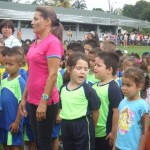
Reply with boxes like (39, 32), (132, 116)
(107, 67), (113, 75)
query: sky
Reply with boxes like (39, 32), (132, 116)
(18, 0), (150, 11)
(84, 0), (149, 11)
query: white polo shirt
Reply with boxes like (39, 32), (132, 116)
(4, 35), (21, 48)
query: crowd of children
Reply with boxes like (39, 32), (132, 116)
(0, 31), (150, 150)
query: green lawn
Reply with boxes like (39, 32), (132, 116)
(116, 46), (150, 57)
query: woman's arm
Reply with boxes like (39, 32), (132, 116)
(36, 57), (60, 121)
(138, 113), (149, 150)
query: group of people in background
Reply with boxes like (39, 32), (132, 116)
(102, 32), (150, 47)
(0, 5), (150, 150)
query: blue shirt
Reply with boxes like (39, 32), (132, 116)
(116, 98), (149, 150)
(0, 76), (26, 131)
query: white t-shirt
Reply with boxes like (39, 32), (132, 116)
(4, 35), (21, 48)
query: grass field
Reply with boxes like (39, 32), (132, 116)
(116, 46), (150, 57)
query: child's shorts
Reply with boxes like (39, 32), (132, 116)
(52, 124), (61, 138)
(0, 128), (23, 146)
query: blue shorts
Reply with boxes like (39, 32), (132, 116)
(52, 124), (61, 138)
(0, 128), (23, 146)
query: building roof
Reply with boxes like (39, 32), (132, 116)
(0, 1), (150, 28)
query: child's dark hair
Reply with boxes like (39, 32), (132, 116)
(88, 47), (102, 56)
(97, 51), (119, 75)
(0, 46), (10, 57)
(141, 56), (150, 99)
(128, 52), (140, 59)
(22, 43), (30, 55)
(122, 67), (145, 86)
(6, 46), (24, 63)
(87, 31), (100, 47)
(83, 39), (98, 49)
(67, 42), (84, 53)
(116, 50), (124, 58)
(24, 39), (32, 45)
(100, 40), (116, 51)
(63, 52), (89, 84)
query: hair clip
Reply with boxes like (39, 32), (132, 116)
(54, 18), (60, 26)
(134, 58), (142, 64)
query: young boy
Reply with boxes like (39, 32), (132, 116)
(92, 51), (123, 150)
(86, 47), (101, 86)
(0, 47), (26, 150)
(100, 40), (116, 51)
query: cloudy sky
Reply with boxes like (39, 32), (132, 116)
(84, 0), (149, 11)
(19, 0), (149, 11)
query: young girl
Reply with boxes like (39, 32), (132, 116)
(115, 67), (149, 150)
(122, 57), (142, 72)
(59, 52), (100, 150)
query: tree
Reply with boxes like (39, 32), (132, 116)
(72, 0), (87, 9)
(55, 0), (72, 8)
(140, 6), (150, 21)
(133, 0), (149, 19)
(113, 8), (123, 15)
(122, 4), (135, 18)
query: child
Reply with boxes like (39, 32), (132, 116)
(100, 40), (116, 51)
(0, 47), (26, 150)
(83, 39), (97, 56)
(59, 52), (100, 150)
(65, 41), (84, 61)
(86, 47), (101, 86)
(92, 51), (123, 150)
(2, 46), (28, 81)
(86, 31), (100, 47)
(115, 67), (149, 150)
(122, 57), (142, 72)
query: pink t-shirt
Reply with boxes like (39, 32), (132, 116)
(26, 34), (63, 105)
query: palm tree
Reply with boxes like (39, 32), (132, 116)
(72, 0), (87, 9)
(55, 0), (72, 8)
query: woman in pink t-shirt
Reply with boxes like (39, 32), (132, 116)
(19, 6), (63, 150)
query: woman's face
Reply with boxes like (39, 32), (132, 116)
(1, 26), (13, 39)
(31, 11), (51, 35)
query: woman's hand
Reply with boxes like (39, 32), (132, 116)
(19, 98), (27, 117)
(36, 99), (47, 121)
